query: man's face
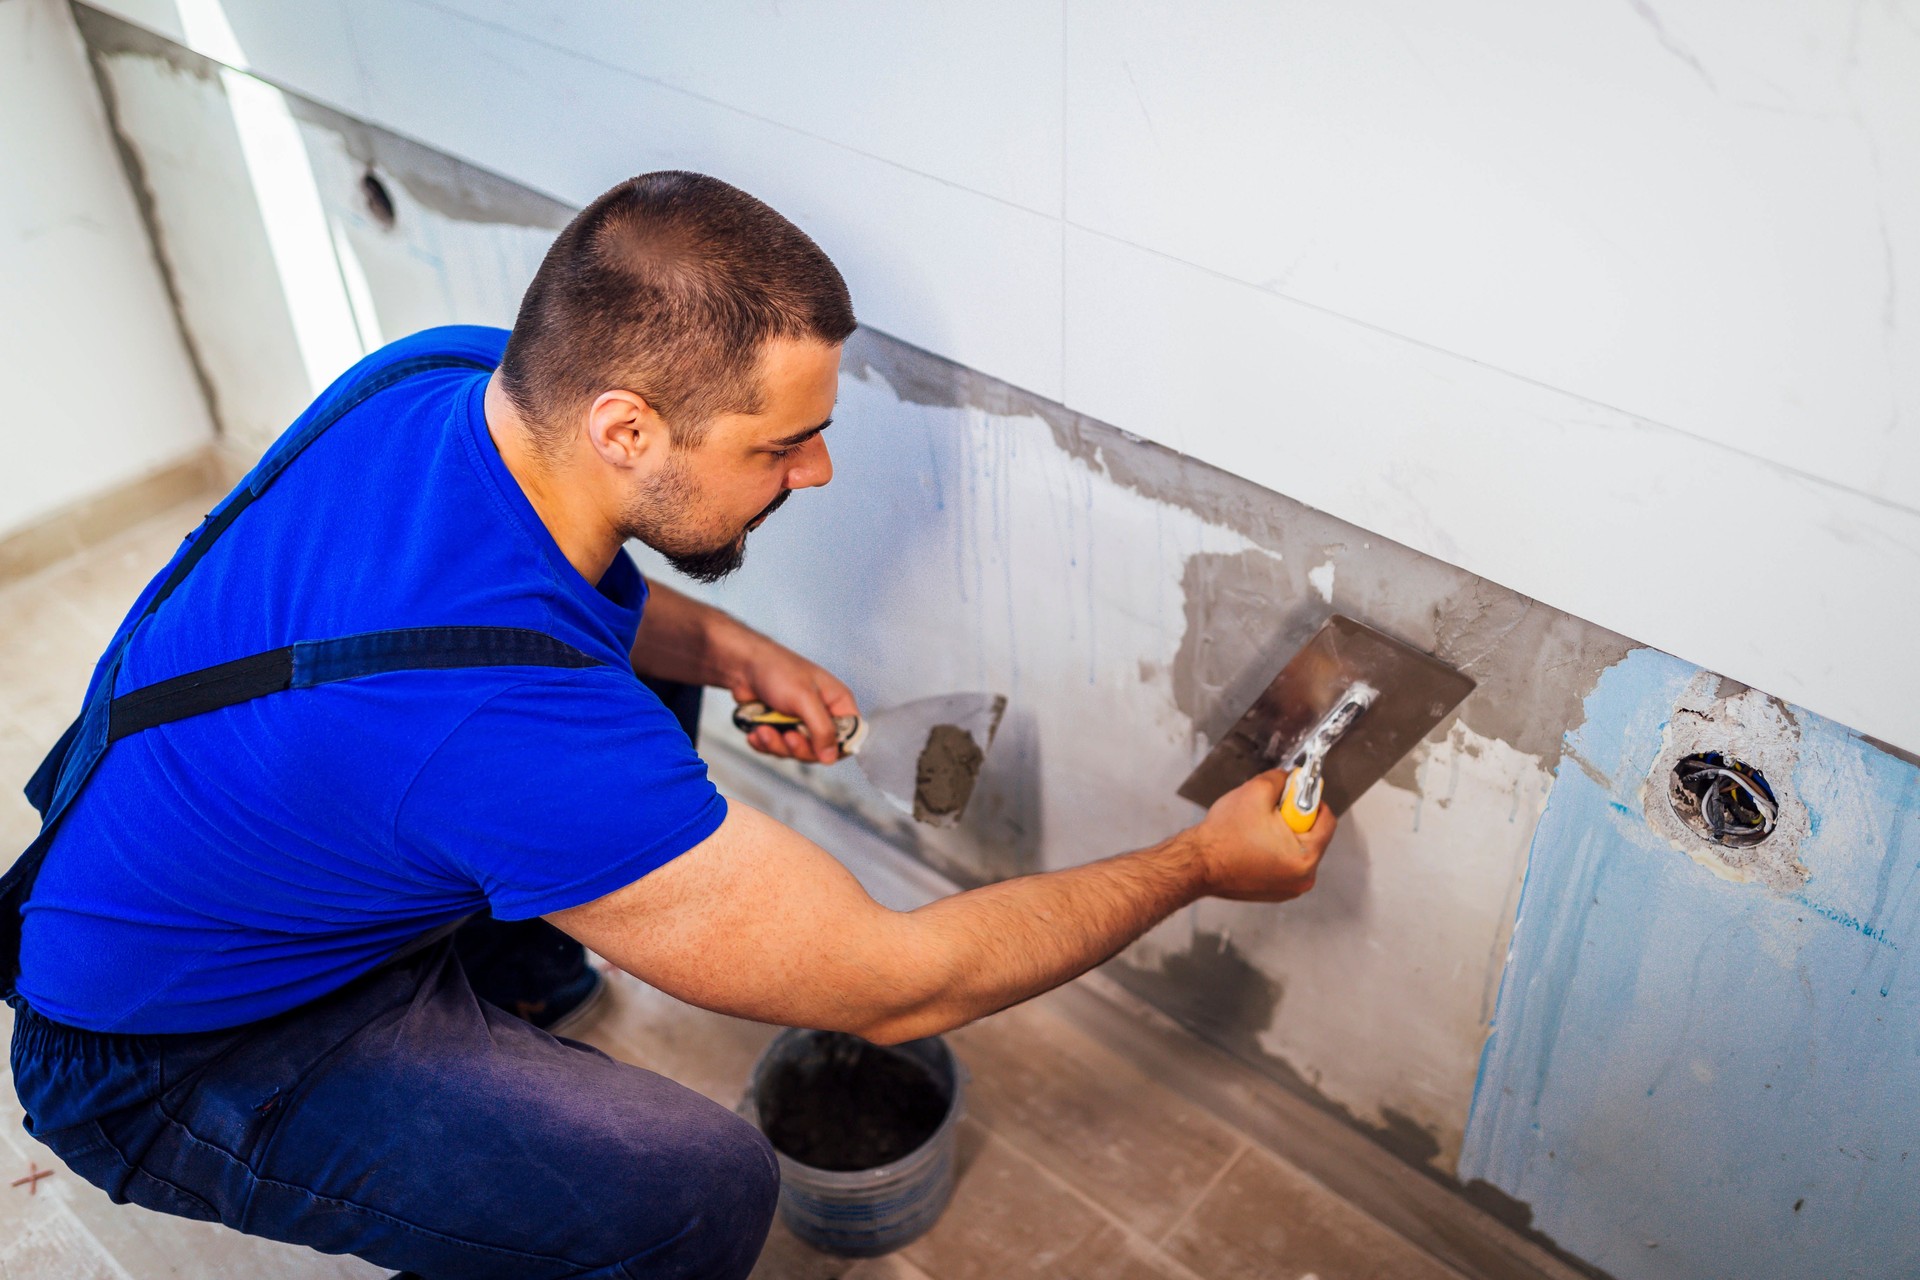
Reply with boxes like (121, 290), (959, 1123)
(618, 336), (841, 582)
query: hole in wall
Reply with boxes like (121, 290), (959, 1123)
(360, 170), (397, 230)
(1668, 752), (1778, 847)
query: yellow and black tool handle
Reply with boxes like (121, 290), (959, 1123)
(1280, 757), (1325, 833)
(731, 701), (868, 755)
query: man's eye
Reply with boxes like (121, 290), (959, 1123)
(769, 445), (797, 460)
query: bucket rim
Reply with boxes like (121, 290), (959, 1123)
(742, 1028), (967, 1185)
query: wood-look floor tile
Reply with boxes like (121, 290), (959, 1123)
(748, 1212), (946, 1280)
(842, 1253), (939, 1280)
(749, 1216), (861, 1280)
(901, 1123), (1181, 1280)
(1163, 1148), (1461, 1280)
(948, 997), (1243, 1240)
(0, 587), (104, 745)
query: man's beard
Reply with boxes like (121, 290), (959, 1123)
(619, 456), (790, 584)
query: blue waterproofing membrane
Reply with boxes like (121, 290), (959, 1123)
(1459, 649), (1920, 1280)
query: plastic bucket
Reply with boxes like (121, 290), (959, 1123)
(742, 1029), (964, 1257)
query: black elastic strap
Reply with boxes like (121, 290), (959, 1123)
(106, 650), (292, 743)
(106, 627), (600, 743)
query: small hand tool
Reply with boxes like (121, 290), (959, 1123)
(734, 693), (1007, 827)
(1178, 614), (1474, 822)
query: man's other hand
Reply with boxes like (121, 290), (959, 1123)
(730, 637), (858, 764)
(1189, 767), (1337, 902)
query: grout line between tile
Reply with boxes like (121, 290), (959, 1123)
(1058, 216), (1920, 520)
(1152, 1138), (1250, 1251)
(401, 0), (1062, 223)
(973, 1122), (1212, 1280)
(1059, 0), (1068, 405)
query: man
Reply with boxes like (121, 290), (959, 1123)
(3, 172), (1333, 1279)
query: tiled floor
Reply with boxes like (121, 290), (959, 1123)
(0, 493), (1461, 1280)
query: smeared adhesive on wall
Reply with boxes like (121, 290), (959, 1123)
(1109, 928), (1282, 1068)
(829, 326), (1636, 1172)
(846, 331), (1635, 781)
(1114, 714), (1554, 1171)
(1308, 559), (1336, 603)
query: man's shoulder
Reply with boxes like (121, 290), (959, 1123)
(365, 324), (509, 372)
(396, 665), (724, 915)
(300, 326), (509, 424)
(430, 666), (690, 752)
(403, 665), (712, 813)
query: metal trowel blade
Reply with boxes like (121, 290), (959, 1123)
(855, 693), (1008, 827)
(1177, 615), (1474, 814)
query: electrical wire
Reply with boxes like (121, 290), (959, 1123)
(1673, 755), (1777, 845)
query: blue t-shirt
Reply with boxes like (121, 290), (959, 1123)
(17, 327), (726, 1034)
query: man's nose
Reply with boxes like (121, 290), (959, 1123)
(786, 434), (833, 490)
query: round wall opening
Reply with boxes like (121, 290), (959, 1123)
(361, 170), (397, 230)
(1668, 752), (1778, 847)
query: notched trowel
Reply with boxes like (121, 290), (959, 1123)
(734, 693), (1008, 828)
(1177, 615), (1474, 826)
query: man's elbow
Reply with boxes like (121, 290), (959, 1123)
(842, 974), (963, 1045)
(849, 1006), (953, 1047)
(834, 921), (969, 1046)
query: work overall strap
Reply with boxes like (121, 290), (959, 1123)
(0, 354), (601, 996)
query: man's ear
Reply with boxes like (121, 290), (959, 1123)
(585, 389), (670, 469)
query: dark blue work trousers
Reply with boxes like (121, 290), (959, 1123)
(7, 937), (778, 1278)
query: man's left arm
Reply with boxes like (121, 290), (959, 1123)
(631, 579), (858, 763)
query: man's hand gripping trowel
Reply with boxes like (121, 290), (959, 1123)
(1178, 615), (1475, 825)
(733, 693), (1008, 828)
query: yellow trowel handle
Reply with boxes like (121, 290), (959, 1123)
(731, 701), (867, 754)
(1280, 758), (1325, 833)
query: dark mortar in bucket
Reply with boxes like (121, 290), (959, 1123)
(758, 1033), (949, 1171)
(746, 1029), (964, 1257)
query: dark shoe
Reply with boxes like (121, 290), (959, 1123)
(453, 914), (608, 1031)
(532, 963), (609, 1034)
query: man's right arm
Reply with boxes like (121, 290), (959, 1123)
(548, 768), (1334, 1045)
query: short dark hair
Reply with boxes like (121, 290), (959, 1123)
(500, 171), (855, 448)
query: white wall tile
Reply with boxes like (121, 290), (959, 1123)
(341, 0), (1063, 399)
(85, 0), (369, 118)
(77, 0), (187, 42)
(416, 0), (1066, 215)
(1064, 0), (1920, 511)
(1064, 227), (1920, 754)
(208, 0), (368, 117)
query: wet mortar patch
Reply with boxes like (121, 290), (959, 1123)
(914, 723), (986, 825)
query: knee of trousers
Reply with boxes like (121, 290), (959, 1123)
(606, 1108), (780, 1280)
